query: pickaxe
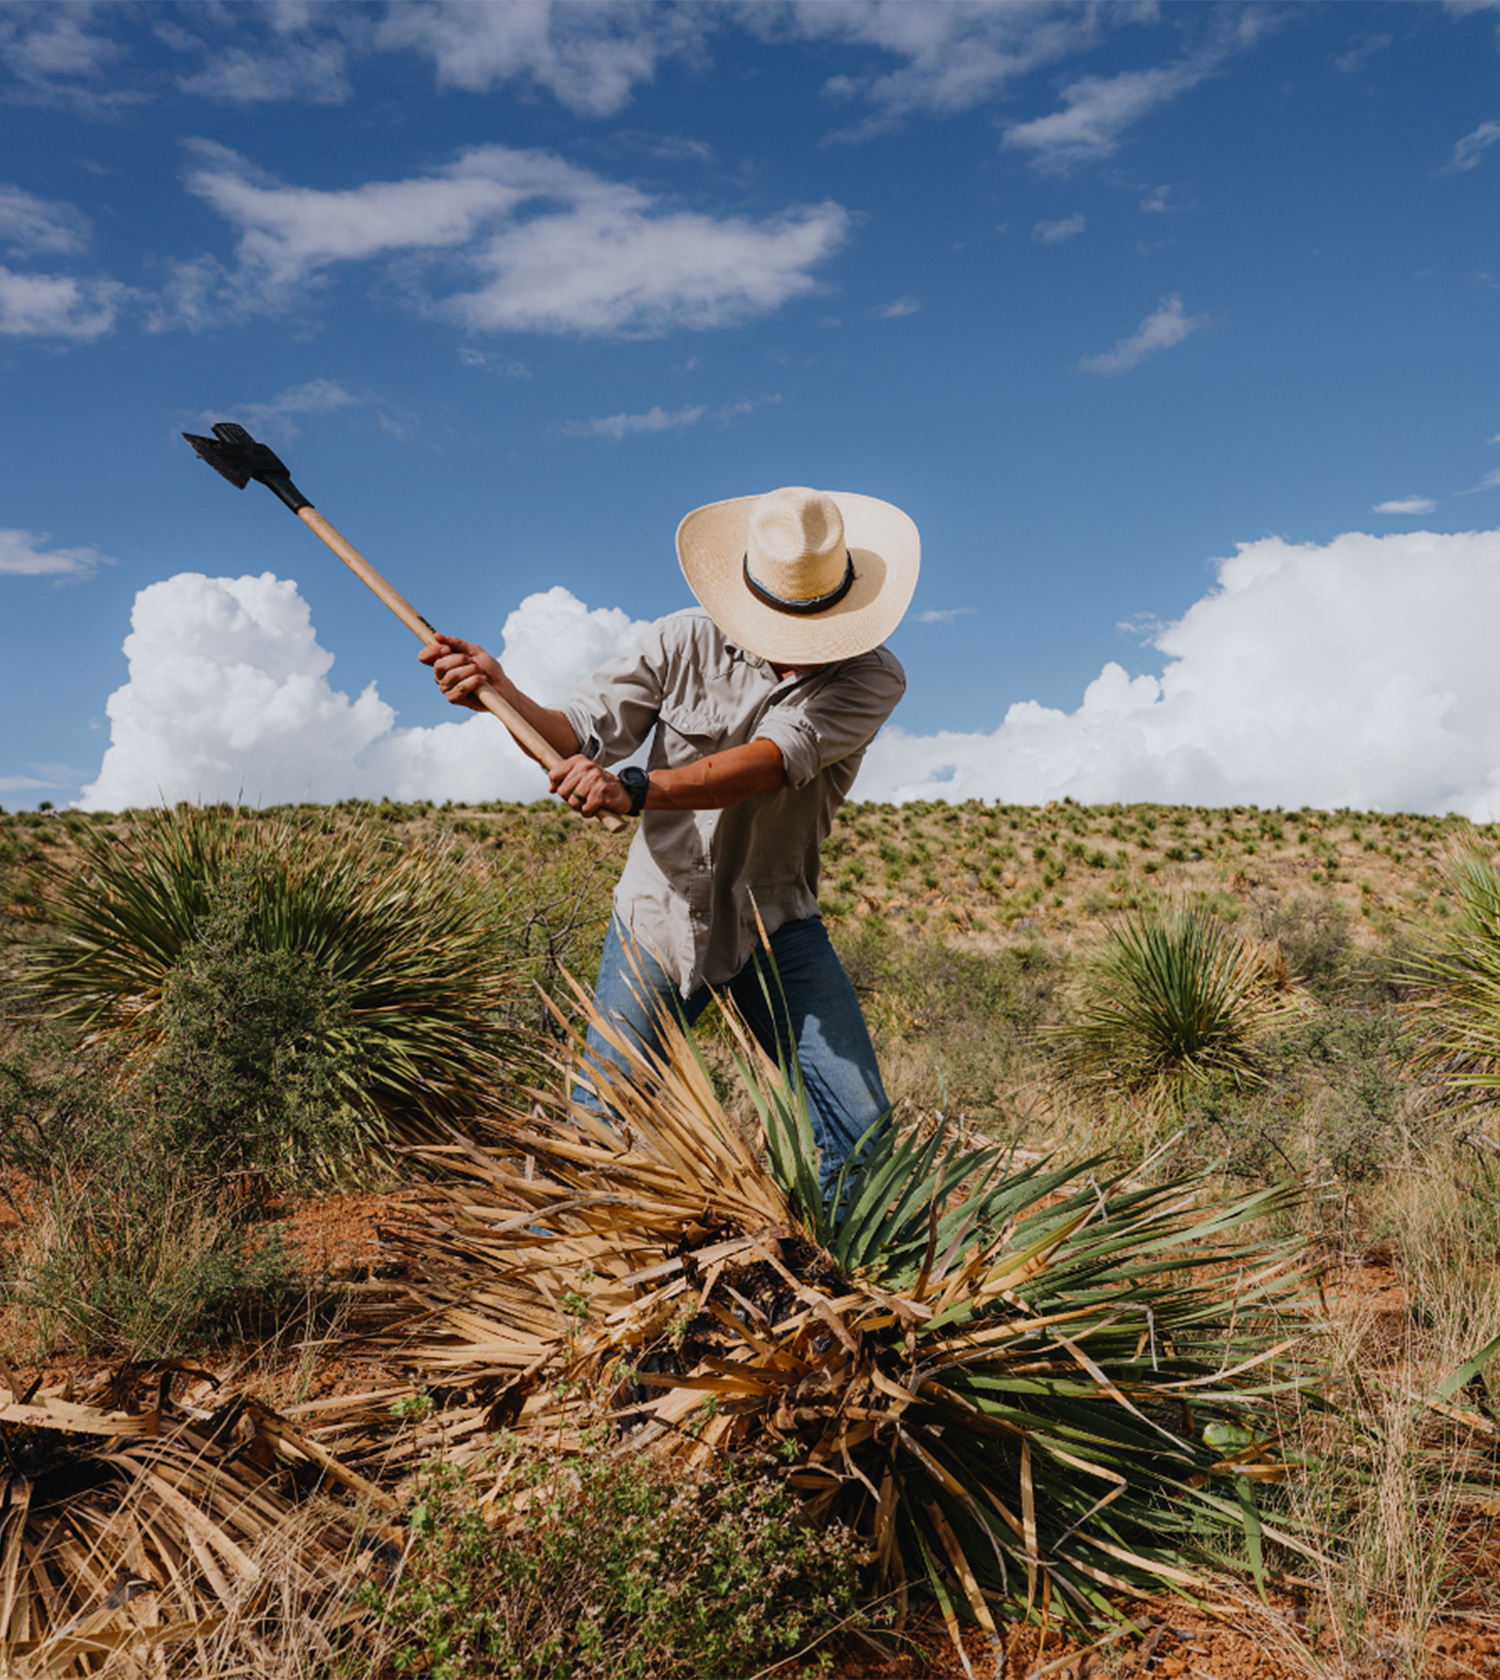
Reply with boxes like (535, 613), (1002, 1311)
(182, 422), (624, 831)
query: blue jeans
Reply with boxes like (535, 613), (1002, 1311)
(576, 914), (890, 1193)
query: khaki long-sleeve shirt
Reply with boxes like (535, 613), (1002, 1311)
(562, 608), (906, 996)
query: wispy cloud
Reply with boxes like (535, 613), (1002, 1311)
(1374, 496), (1437, 515)
(1032, 213), (1085, 244)
(1139, 184), (1173, 213)
(0, 265), (127, 339)
(771, 2), (1118, 139)
(1446, 119), (1500, 172)
(555, 393), (779, 443)
(0, 527), (113, 579)
(1003, 59), (1212, 174)
(375, 1), (708, 118)
(166, 141), (849, 339)
(176, 38), (352, 105)
(1334, 32), (1392, 74)
(0, 773), (64, 794)
(459, 347), (531, 378)
(874, 296), (920, 317)
(0, 184), (89, 256)
(915, 606), (975, 626)
(0, 3), (141, 113)
(1079, 294), (1207, 375)
(1459, 467), (1500, 494)
(198, 378), (363, 442)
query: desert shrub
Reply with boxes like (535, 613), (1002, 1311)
(146, 863), (370, 1186)
(1182, 1005), (1415, 1194)
(1045, 905), (1297, 1113)
(0, 1036), (294, 1358)
(22, 803), (532, 1157)
(1254, 893), (1352, 999)
(368, 1449), (867, 1680)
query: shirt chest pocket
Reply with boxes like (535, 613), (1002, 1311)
(658, 701), (736, 755)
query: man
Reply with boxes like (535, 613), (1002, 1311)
(420, 485), (918, 1189)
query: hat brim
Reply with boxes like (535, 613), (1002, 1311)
(675, 490), (920, 664)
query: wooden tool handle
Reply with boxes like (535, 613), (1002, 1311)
(296, 506), (626, 834)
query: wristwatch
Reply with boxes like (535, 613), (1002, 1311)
(619, 766), (650, 818)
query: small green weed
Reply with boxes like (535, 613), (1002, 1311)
(365, 1448), (868, 1680)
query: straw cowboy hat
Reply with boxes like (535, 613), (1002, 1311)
(676, 486), (920, 665)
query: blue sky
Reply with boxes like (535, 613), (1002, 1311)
(6, 1), (1500, 815)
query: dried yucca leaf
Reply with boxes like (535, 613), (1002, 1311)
(0, 1369), (375, 1679)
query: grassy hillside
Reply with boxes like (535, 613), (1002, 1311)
(4, 793), (1486, 940)
(5, 797), (1500, 1676)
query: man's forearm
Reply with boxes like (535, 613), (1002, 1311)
(493, 678), (579, 764)
(646, 739), (786, 810)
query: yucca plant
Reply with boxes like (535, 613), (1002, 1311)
(20, 803), (530, 1161)
(359, 974), (1319, 1670)
(1402, 847), (1500, 1119)
(1044, 906), (1299, 1115)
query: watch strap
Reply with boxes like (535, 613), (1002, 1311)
(622, 767), (650, 818)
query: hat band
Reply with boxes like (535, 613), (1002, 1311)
(742, 551), (854, 617)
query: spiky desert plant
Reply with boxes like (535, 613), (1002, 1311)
(1402, 847), (1500, 1119)
(21, 803), (530, 1158)
(360, 978), (1318, 1670)
(1044, 905), (1298, 1114)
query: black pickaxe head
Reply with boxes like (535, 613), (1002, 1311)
(182, 422), (311, 512)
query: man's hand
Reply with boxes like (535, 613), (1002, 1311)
(419, 633), (504, 712)
(549, 755), (631, 819)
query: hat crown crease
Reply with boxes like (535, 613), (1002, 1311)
(746, 488), (847, 604)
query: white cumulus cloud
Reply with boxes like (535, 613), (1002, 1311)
(77, 529), (1500, 823)
(77, 576), (648, 812)
(1374, 497), (1437, 515)
(172, 141), (848, 338)
(857, 526), (1500, 820)
(1079, 294), (1206, 375)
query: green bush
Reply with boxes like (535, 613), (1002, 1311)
(832, 922), (1061, 1126)
(1255, 893), (1352, 1000)
(368, 1449), (867, 1680)
(147, 863), (368, 1186)
(1403, 848), (1500, 1120)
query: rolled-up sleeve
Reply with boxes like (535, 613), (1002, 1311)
(754, 649), (906, 791)
(562, 624), (666, 765)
